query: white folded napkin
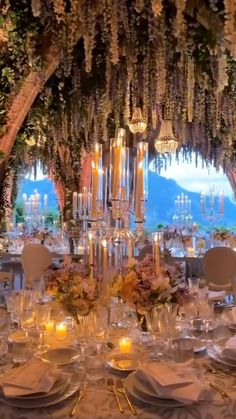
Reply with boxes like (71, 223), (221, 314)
(222, 307), (236, 324)
(208, 290), (226, 301)
(134, 362), (207, 404)
(0, 359), (60, 397)
(221, 336), (236, 361)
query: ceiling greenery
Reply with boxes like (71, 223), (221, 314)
(1, 0), (236, 214)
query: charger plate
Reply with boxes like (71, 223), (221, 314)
(40, 348), (78, 366)
(207, 345), (236, 368)
(0, 374), (81, 409)
(7, 375), (70, 400)
(124, 373), (188, 408)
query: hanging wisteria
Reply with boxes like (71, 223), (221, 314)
(1, 0), (236, 207)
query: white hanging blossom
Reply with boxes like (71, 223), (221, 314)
(217, 53), (228, 93)
(53, 0), (65, 23)
(187, 55), (195, 122)
(31, 0), (41, 17)
(151, 0), (163, 17)
(224, 0), (236, 59)
(173, 0), (187, 38)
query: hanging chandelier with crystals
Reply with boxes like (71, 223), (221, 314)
(129, 107), (147, 134)
(154, 119), (179, 154)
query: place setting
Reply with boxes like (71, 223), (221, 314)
(0, 358), (82, 409)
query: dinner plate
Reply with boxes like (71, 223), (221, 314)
(105, 351), (141, 372)
(173, 337), (206, 354)
(40, 348), (78, 366)
(9, 375), (70, 400)
(0, 374), (81, 408)
(124, 373), (187, 407)
(207, 345), (236, 368)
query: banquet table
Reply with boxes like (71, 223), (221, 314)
(0, 357), (235, 419)
(0, 306), (236, 419)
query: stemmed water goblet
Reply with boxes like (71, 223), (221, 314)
(198, 299), (215, 342)
(34, 301), (51, 354)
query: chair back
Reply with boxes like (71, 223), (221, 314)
(203, 246), (236, 290)
(21, 244), (52, 288)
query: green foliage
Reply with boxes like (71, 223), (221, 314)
(45, 209), (60, 226)
(15, 203), (25, 223)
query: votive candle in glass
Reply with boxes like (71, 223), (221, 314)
(56, 322), (67, 340)
(119, 337), (132, 354)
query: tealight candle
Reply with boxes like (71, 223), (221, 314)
(187, 247), (195, 257)
(45, 320), (54, 335)
(119, 337), (132, 354)
(56, 322), (67, 340)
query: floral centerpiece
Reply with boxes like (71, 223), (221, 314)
(212, 227), (232, 242)
(111, 254), (188, 311)
(45, 256), (97, 317)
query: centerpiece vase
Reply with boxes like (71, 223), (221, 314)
(135, 306), (155, 346)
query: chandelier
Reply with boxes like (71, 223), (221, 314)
(129, 107), (147, 134)
(154, 119), (178, 154)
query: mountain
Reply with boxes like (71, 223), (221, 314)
(16, 178), (58, 211)
(16, 173), (236, 227)
(146, 171), (236, 228)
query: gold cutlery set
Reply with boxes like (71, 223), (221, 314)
(107, 378), (137, 415)
(206, 368), (233, 400)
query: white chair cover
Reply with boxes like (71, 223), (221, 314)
(203, 247), (236, 291)
(21, 244), (52, 288)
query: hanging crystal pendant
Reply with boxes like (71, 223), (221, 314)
(129, 107), (147, 134)
(155, 119), (178, 154)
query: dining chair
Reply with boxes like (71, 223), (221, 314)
(202, 246), (236, 291)
(21, 243), (53, 288)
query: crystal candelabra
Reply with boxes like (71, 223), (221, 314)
(73, 187), (91, 230)
(200, 186), (224, 244)
(76, 128), (149, 282)
(172, 192), (192, 228)
(22, 190), (48, 229)
(200, 186), (224, 220)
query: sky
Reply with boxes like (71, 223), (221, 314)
(149, 151), (233, 199)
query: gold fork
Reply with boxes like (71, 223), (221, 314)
(116, 379), (137, 415)
(107, 378), (124, 413)
(207, 379), (231, 400)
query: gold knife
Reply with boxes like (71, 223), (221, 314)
(208, 380), (231, 400)
(69, 386), (86, 417)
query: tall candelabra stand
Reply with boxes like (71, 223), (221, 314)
(200, 186), (224, 246)
(172, 192), (192, 229)
(74, 128), (149, 294)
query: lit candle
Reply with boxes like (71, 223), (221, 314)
(91, 161), (99, 218)
(187, 247), (195, 257)
(73, 192), (78, 213)
(135, 161), (143, 220)
(56, 322), (67, 340)
(128, 238), (133, 266)
(119, 337), (132, 354)
(102, 239), (108, 279)
(192, 222), (197, 233)
(218, 190), (224, 214)
(153, 233), (161, 276)
(200, 191), (205, 213)
(88, 232), (94, 278)
(45, 320), (54, 335)
(113, 137), (122, 199)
